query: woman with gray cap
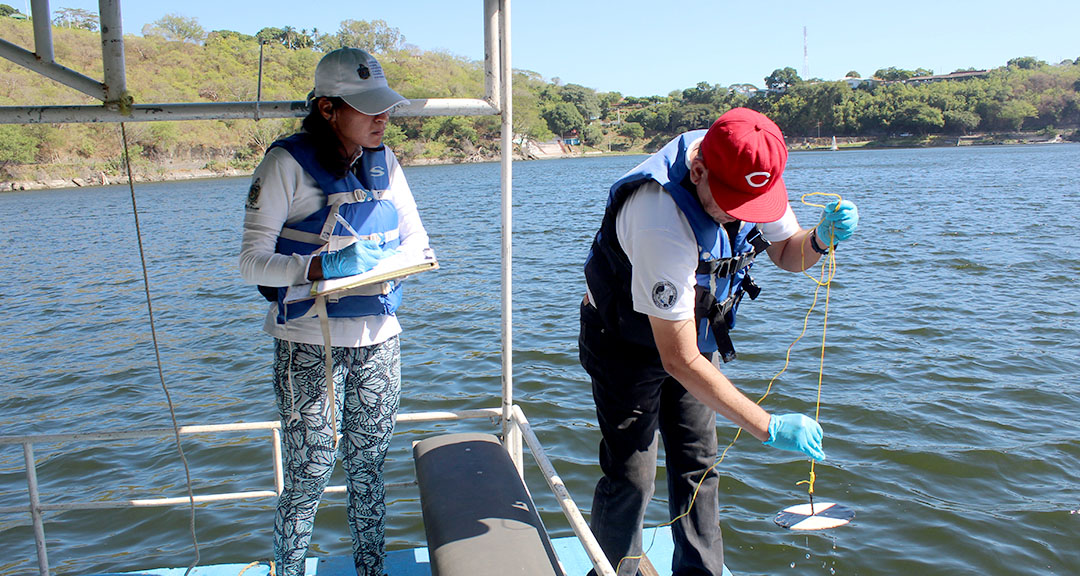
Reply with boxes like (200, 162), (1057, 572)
(239, 47), (429, 576)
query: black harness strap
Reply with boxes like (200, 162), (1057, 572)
(694, 227), (770, 363)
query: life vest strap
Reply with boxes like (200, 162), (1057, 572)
(698, 227), (771, 277)
(279, 226), (401, 248)
(279, 227), (328, 246)
(694, 275), (761, 363)
(319, 204), (343, 242)
(315, 296), (340, 448)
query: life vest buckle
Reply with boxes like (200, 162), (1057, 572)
(743, 275), (761, 300)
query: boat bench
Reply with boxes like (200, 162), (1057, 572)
(413, 432), (563, 576)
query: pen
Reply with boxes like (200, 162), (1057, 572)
(334, 212), (366, 241)
(335, 213), (388, 247)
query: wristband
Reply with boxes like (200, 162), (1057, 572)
(810, 229), (832, 255)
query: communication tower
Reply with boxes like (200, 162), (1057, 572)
(803, 26), (809, 79)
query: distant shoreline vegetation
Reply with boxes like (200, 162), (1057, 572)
(1, 11), (1078, 189)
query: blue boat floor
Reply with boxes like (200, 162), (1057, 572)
(109, 525), (731, 576)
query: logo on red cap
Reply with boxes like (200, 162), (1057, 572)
(745, 172), (772, 188)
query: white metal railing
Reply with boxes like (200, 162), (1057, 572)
(1, 406), (616, 576)
(511, 405), (616, 576)
(0, 98), (500, 124)
(0, 409), (505, 573)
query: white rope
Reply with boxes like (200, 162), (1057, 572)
(314, 296), (340, 447)
(120, 123), (201, 575)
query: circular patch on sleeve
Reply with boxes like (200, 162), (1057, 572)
(246, 177), (261, 210)
(651, 281), (678, 310)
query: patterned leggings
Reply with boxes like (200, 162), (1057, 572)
(271, 336), (401, 576)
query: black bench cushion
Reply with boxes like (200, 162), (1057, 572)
(413, 432), (562, 576)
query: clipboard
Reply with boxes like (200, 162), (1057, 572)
(283, 248), (438, 304)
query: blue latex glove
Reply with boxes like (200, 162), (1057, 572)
(763, 413), (826, 461)
(816, 200), (859, 246)
(319, 239), (385, 279)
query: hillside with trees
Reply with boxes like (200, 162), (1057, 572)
(0, 11), (1078, 186)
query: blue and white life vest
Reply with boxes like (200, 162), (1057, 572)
(266, 133), (403, 324)
(583, 130), (770, 361)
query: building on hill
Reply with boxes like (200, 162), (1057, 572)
(905, 70), (989, 84)
(843, 77), (879, 89)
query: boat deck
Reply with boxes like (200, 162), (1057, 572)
(103, 526), (733, 576)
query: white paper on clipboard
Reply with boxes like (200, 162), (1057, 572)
(283, 248), (438, 304)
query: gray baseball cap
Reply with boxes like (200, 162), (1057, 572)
(309, 47), (408, 115)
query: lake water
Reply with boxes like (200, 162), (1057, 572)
(1, 144), (1078, 575)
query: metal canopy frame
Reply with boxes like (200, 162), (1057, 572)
(0, 0), (500, 123)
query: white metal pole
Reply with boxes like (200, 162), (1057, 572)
(30, 0), (52, 62)
(23, 443), (50, 576)
(0, 38), (106, 100)
(97, 0), (126, 105)
(513, 407), (616, 576)
(0, 98), (498, 124)
(483, 0), (501, 111)
(498, 0), (522, 470)
(271, 428), (284, 495)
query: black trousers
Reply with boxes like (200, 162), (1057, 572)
(580, 302), (725, 576)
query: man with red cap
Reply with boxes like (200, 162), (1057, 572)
(580, 107), (858, 575)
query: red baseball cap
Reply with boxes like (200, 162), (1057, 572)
(699, 108), (789, 223)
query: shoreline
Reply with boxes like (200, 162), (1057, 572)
(2, 134), (1074, 192)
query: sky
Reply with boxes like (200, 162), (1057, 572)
(40, 0), (1080, 97)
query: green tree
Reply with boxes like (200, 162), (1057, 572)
(0, 125), (37, 171)
(542, 101), (585, 137)
(874, 67), (915, 81)
(618, 121), (644, 144)
(581, 123), (603, 146)
(53, 7), (98, 31)
(255, 27), (284, 45)
(509, 82), (553, 141)
(382, 123), (407, 151)
(332, 19), (404, 53)
(560, 83), (601, 121)
(626, 103), (673, 133)
(669, 103), (717, 132)
(845, 70), (861, 78)
(1007, 56), (1045, 70)
(280, 26), (313, 50)
(207, 29), (255, 44)
(142, 14), (206, 44)
(254, 26), (315, 49)
(682, 82), (721, 104)
(943, 110), (981, 134)
(597, 91), (622, 120)
(894, 102), (945, 134)
(764, 67), (802, 91)
(998, 99), (1038, 130)
(0, 4), (17, 17)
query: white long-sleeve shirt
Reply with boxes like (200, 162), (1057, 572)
(239, 144), (430, 347)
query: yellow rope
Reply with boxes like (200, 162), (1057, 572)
(798, 192), (840, 501)
(615, 193), (843, 573)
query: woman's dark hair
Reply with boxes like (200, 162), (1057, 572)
(302, 96), (352, 177)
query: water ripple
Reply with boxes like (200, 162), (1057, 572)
(2, 147), (1080, 574)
